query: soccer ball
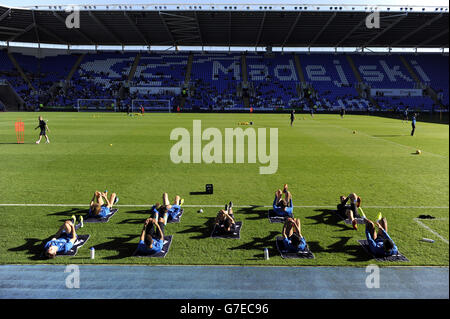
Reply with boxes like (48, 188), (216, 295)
(416, 150), (421, 155)
(198, 209), (203, 213)
(353, 130), (356, 134)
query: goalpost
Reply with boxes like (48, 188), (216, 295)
(76, 99), (117, 112)
(131, 99), (172, 113)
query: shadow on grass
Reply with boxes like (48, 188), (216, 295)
(117, 209), (155, 225)
(372, 135), (407, 138)
(306, 209), (350, 232)
(93, 234), (138, 260)
(123, 209), (150, 215)
(346, 244), (373, 262)
(8, 236), (53, 260)
(308, 236), (372, 262)
(176, 216), (216, 239)
(0, 142), (35, 145)
(239, 205), (269, 221)
(47, 208), (88, 222)
(118, 218), (145, 225)
(229, 231), (279, 260)
(189, 191), (210, 195)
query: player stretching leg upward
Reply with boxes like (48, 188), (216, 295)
(35, 116), (50, 144)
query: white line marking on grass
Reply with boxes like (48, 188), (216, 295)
(414, 218), (449, 245)
(365, 133), (447, 159)
(0, 204), (448, 209)
(318, 120), (448, 159)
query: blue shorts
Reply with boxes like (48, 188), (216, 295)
(273, 208), (293, 218)
(64, 241), (74, 253)
(99, 206), (111, 218)
(283, 237), (306, 252)
(137, 240), (162, 254)
(168, 205), (181, 219)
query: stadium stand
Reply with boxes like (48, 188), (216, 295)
(187, 52), (243, 110)
(406, 54), (449, 108)
(0, 49), (448, 113)
(299, 53), (367, 110)
(246, 53), (302, 110)
(128, 52), (188, 110)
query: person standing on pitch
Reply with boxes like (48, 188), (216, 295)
(35, 116), (50, 144)
(411, 113), (417, 136)
(403, 107), (409, 123)
(290, 109), (295, 126)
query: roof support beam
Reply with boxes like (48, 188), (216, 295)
(158, 12), (202, 46)
(0, 31), (17, 36)
(8, 22), (35, 42)
(363, 13), (407, 47)
(158, 12), (177, 47)
(88, 11), (122, 45)
(228, 12), (231, 49)
(0, 26), (25, 32)
(414, 28), (449, 48)
(281, 13), (301, 48)
(334, 16), (366, 47)
(36, 24), (66, 44)
(53, 11), (95, 45)
(255, 12), (266, 47)
(0, 8), (11, 23)
(123, 12), (150, 46)
(391, 13), (443, 46)
(308, 12), (336, 47)
(193, 12), (204, 47)
(31, 11), (40, 45)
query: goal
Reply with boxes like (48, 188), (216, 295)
(131, 99), (172, 112)
(76, 99), (117, 112)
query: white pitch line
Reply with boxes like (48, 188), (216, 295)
(0, 203), (448, 209)
(414, 218), (449, 245)
(319, 120), (448, 159)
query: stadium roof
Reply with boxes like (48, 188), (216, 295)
(0, 3), (448, 49)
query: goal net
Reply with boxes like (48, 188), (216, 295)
(131, 99), (172, 113)
(76, 99), (117, 112)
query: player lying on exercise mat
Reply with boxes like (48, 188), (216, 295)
(365, 214), (398, 257)
(272, 184), (293, 217)
(337, 193), (361, 230)
(152, 193), (184, 224)
(44, 220), (80, 258)
(137, 217), (165, 255)
(88, 190), (119, 218)
(215, 202), (236, 235)
(281, 217), (307, 253)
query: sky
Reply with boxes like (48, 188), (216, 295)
(1, 0), (449, 8)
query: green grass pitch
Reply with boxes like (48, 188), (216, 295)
(0, 112), (448, 266)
